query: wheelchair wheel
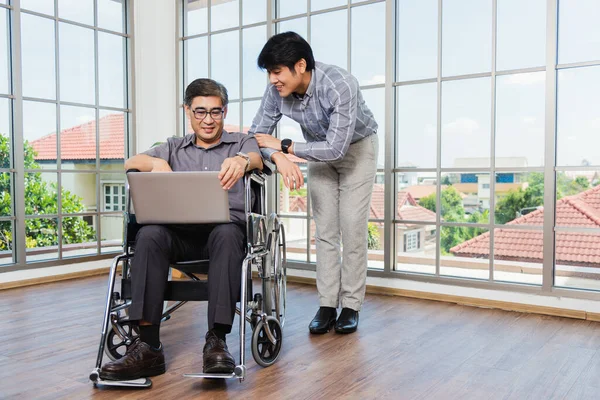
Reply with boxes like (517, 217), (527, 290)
(273, 224), (287, 327)
(105, 320), (139, 361)
(251, 316), (283, 368)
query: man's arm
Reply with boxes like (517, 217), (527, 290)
(248, 85), (282, 162)
(124, 154), (172, 172)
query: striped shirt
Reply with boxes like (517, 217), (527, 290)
(248, 61), (378, 162)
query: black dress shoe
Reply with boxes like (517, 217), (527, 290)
(100, 338), (166, 381)
(335, 308), (359, 334)
(203, 331), (235, 373)
(308, 307), (337, 334)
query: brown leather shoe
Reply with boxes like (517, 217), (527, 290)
(99, 338), (166, 381)
(203, 331), (235, 373)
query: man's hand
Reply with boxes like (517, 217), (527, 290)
(219, 157), (246, 190)
(272, 153), (304, 190)
(151, 158), (173, 172)
(254, 134), (282, 151)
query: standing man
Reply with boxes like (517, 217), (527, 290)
(250, 32), (378, 334)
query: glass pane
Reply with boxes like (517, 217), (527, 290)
(25, 172), (58, 215)
(0, 98), (10, 168)
(224, 101), (240, 132)
(24, 101), (57, 167)
(99, 110), (125, 170)
(60, 105), (96, 170)
(397, 0), (438, 81)
(558, 0), (600, 64)
(242, 100), (260, 133)
(98, 0), (125, 33)
(440, 172), (490, 222)
(0, 172), (11, 217)
(186, 0), (208, 36)
(396, 182), (437, 224)
(242, 25), (266, 99)
(243, 0), (266, 25)
(311, 0), (345, 12)
(495, 72), (545, 167)
(395, 224), (436, 275)
(0, 219), (14, 265)
(26, 217), (59, 262)
(311, 10), (347, 69)
(442, 0), (492, 77)
(61, 172), (96, 214)
(555, 170), (600, 228)
(62, 215), (97, 258)
(98, 32), (125, 108)
(211, 31), (239, 100)
(396, 83), (437, 169)
(211, 0), (239, 31)
(557, 67), (600, 167)
(21, 14), (56, 100)
(0, 9), (9, 95)
(21, 0), (55, 15)
(402, 172), (438, 212)
(59, 23), (95, 105)
(367, 220), (384, 271)
(281, 217), (308, 262)
(496, 0), (545, 71)
(58, 0), (94, 26)
(441, 77), (491, 168)
(495, 172), (544, 225)
(351, 2), (385, 86)
(361, 88), (384, 168)
(185, 36), (208, 87)
(277, 17), (307, 39)
(555, 231), (600, 291)
(440, 225), (489, 279)
(278, 116), (304, 143)
(493, 228), (542, 285)
(279, 170), (307, 217)
(278, 0), (306, 18)
(101, 213), (124, 254)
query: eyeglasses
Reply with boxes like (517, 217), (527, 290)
(192, 108), (225, 121)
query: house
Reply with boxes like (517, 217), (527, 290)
(450, 185), (600, 269)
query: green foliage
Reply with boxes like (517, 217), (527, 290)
(0, 134), (96, 251)
(367, 222), (380, 250)
(419, 186), (464, 218)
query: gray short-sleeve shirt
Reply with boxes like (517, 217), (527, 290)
(142, 130), (260, 222)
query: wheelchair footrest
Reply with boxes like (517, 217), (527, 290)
(92, 377), (152, 388)
(183, 372), (237, 379)
(164, 281), (209, 301)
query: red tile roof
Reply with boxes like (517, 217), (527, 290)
(370, 184), (436, 223)
(31, 113), (125, 161)
(450, 185), (600, 267)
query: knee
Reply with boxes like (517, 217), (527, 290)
(208, 224), (245, 250)
(135, 225), (171, 251)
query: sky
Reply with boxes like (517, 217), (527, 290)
(2, 0), (600, 170)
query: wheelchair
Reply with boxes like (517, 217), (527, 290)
(89, 169), (287, 388)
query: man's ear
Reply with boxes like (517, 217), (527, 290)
(295, 58), (307, 74)
(223, 106), (228, 118)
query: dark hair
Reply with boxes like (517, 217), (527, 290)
(257, 31), (315, 72)
(184, 78), (229, 107)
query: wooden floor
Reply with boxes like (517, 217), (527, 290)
(3, 277), (600, 400)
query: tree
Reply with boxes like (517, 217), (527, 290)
(419, 186), (464, 218)
(367, 222), (380, 250)
(0, 134), (96, 251)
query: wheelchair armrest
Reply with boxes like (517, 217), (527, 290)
(259, 159), (276, 176)
(126, 168), (141, 174)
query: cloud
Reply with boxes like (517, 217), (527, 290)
(77, 115), (95, 124)
(443, 118), (480, 136)
(505, 72), (545, 86)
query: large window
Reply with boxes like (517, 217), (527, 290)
(180, 0), (600, 298)
(1, 0), (130, 269)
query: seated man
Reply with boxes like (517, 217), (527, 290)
(99, 78), (263, 381)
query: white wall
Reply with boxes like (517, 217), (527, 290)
(133, 0), (178, 154)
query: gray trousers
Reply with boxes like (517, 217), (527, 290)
(308, 135), (378, 311)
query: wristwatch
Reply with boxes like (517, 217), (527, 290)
(236, 152), (251, 172)
(281, 138), (292, 154)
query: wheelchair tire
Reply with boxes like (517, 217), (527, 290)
(251, 317), (283, 368)
(105, 320), (139, 361)
(265, 223), (287, 326)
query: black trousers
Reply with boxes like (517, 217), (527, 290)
(128, 222), (246, 333)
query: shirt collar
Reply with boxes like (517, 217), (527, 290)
(182, 129), (239, 148)
(292, 70), (316, 108)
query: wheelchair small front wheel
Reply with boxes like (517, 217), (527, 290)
(251, 317), (283, 368)
(105, 320), (139, 361)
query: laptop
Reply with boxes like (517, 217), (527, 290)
(127, 171), (230, 224)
